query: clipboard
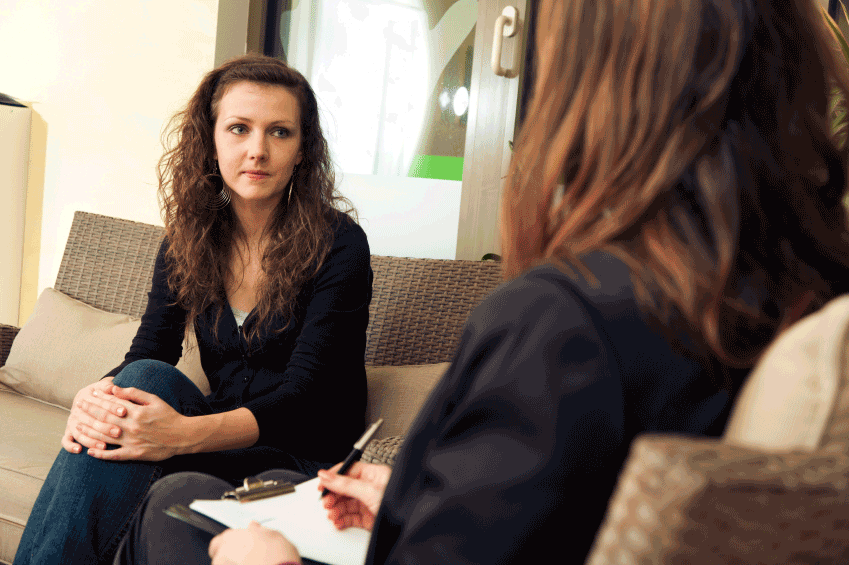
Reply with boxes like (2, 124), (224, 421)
(190, 477), (370, 565)
(222, 477), (295, 502)
(164, 477), (295, 534)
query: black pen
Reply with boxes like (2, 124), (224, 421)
(320, 418), (383, 498)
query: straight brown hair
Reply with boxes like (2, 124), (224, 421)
(503, 0), (849, 366)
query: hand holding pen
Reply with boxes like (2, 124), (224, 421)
(318, 459), (392, 531)
(320, 419), (383, 498)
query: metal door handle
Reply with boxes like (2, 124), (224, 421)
(491, 6), (519, 78)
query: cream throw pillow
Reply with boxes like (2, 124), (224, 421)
(0, 288), (209, 409)
(365, 362), (450, 440)
(722, 294), (849, 451)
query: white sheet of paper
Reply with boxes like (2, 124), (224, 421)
(190, 477), (370, 565)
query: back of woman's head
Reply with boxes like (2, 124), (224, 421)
(159, 54), (353, 342)
(505, 0), (849, 365)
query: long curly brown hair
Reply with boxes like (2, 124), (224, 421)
(503, 0), (849, 367)
(158, 54), (355, 344)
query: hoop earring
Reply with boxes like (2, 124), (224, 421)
(209, 187), (231, 209)
(287, 166), (298, 208)
(207, 161), (231, 209)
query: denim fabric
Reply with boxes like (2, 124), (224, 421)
(14, 360), (328, 565)
(14, 360), (212, 565)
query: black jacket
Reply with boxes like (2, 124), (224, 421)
(368, 252), (747, 564)
(106, 214), (373, 464)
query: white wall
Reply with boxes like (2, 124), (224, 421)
(0, 104), (31, 325)
(0, 0), (221, 324)
(0, 0), (459, 327)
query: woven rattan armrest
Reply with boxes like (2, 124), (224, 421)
(362, 435), (404, 467)
(0, 324), (20, 367)
(586, 434), (849, 564)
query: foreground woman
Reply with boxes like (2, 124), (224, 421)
(119, 0), (849, 562)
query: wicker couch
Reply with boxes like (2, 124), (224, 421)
(0, 210), (502, 564)
(8, 212), (847, 565)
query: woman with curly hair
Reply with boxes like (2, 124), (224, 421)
(117, 0), (849, 563)
(14, 54), (372, 565)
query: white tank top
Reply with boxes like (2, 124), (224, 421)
(231, 305), (249, 328)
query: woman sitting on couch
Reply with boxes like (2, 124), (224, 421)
(14, 54), (372, 565)
(117, 0), (849, 563)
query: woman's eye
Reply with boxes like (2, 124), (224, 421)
(229, 125), (247, 134)
(272, 128), (290, 138)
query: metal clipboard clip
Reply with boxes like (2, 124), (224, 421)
(222, 476), (295, 502)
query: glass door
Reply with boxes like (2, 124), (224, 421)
(262, 0), (529, 260)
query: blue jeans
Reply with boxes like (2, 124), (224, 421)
(14, 360), (327, 565)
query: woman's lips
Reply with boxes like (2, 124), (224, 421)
(243, 170), (270, 180)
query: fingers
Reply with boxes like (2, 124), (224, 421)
(318, 465), (388, 520)
(208, 529), (226, 560)
(316, 461), (367, 490)
(63, 414), (103, 452)
(74, 392), (126, 435)
(61, 432), (82, 454)
(68, 417), (111, 451)
(317, 468), (371, 501)
(74, 400), (124, 445)
(85, 441), (170, 462)
(92, 377), (116, 393)
(325, 496), (370, 530)
(343, 461), (370, 479)
(208, 524), (299, 565)
(76, 398), (125, 428)
(316, 469), (352, 498)
(91, 389), (127, 415)
(74, 421), (120, 449)
(315, 462), (344, 495)
(337, 513), (371, 531)
(110, 385), (155, 406)
(86, 445), (135, 461)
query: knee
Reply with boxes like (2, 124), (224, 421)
(112, 360), (194, 402)
(129, 472), (226, 562)
(145, 472), (231, 517)
(113, 359), (176, 387)
(147, 472), (222, 509)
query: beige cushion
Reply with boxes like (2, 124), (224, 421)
(0, 288), (209, 409)
(586, 294), (849, 564)
(365, 362), (449, 440)
(0, 390), (69, 565)
(723, 293), (849, 452)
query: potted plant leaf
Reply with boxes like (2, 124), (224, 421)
(823, 2), (849, 149)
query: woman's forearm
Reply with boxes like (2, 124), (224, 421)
(182, 407), (260, 454)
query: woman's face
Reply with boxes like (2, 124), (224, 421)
(213, 80), (303, 210)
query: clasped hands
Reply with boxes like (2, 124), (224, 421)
(63, 377), (190, 461)
(208, 461), (392, 565)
